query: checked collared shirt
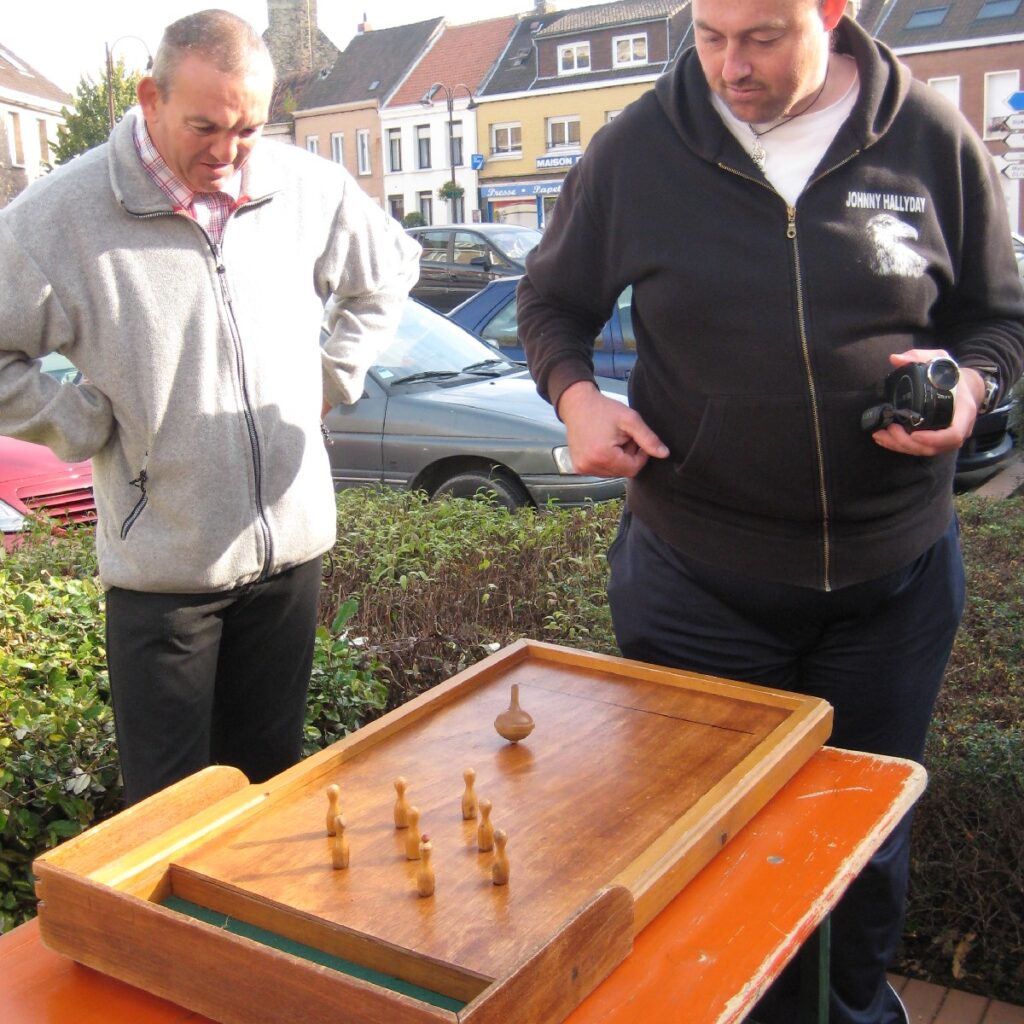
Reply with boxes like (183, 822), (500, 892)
(132, 115), (246, 245)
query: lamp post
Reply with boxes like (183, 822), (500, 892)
(105, 36), (153, 131)
(420, 82), (475, 221)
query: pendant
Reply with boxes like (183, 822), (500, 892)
(749, 132), (766, 171)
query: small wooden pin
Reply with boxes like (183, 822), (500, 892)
(462, 767), (478, 820)
(494, 684), (534, 743)
(405, 807), (422, 860)
(331, 815), (349, 869)
(394, 776), (410, 829)
(417, 834), (435, 897)
(491, 828), (510, 886)
(477, 798), (494, 852)
(326, 784), (342, 835)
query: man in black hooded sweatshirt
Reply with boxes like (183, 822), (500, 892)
(517, 2), (1024, 1022)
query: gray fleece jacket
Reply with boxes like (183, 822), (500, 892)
(0, 109), (420, 592)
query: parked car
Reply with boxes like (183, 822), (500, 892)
(449, 276), (1019, 490)
(323, 298), (626, 509)
(449, 276), (637, 380)
(1, 353), (95, 551)
(404, 224), (542, 313)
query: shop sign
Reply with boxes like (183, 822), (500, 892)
(536, 153), (580, 169)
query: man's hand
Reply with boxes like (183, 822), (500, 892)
(871, 349), (986, 457)
(557, 381), (669, 478)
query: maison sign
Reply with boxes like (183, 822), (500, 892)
(536, 153), (581, 170)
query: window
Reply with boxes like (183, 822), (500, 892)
(491, 122), (522, 156)
(985, 69), (1019, 138)
(330, 132), (344, 163)
(977, 0), (1020, 18)
(37, 118), (49, 165)
(927, 76), (960, 108)
(451, 194), (465, 223)
(613, 34), (648, 68)
(449, 120), (464, 167)
(558, 42), (591, 75)
(387, 128), (402, 172)
(453, 231), (491, 265)
(8, 111), (24, 166)
(606, 110), (623, 123)
(388, 194), (405, 220)
(356, 129), (371, 175)
(418, 191), (433, 225)
(616, 287), (636, 353)
(905, 6), (949, 28)
(416, 124), (431, 169)
(305, 134), (320, 155)
(546, 115), (581, 150)
(479, 295), (519, 350)
(418, 229), (449, 261)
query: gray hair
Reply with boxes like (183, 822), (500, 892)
(151, 9), (274, 97)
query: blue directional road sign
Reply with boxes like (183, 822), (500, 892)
(1008, 91), (1024, 112)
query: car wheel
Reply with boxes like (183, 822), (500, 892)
(432, 470), (530, 510)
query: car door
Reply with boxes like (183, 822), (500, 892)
(447, 231), (505, 309)
(412, 229), (454, 311)
(323, 375), (387, 489)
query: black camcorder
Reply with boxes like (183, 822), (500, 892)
(860, 358), (959, 434)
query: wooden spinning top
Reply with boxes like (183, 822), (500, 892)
(494, 684), (534, 743)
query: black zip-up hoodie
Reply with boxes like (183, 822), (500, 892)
(519, 17), (1024, 591)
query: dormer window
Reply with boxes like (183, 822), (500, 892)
(558, 42), (591, 75)
(613, 33), (648, 68)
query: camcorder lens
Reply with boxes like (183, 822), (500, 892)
(926, 357), (959, 392)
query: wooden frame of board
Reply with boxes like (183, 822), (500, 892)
(34, 639), (833, 1024)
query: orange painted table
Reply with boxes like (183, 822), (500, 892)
(0, 746), (924, 1024)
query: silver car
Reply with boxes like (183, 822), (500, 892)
(323, 300), (626, 509)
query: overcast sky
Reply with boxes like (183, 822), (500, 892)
(3, 1), (595, 95)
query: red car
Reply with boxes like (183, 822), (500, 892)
(0, 354), (96, 551)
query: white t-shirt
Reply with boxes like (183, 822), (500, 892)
(712, 56), (859, 206)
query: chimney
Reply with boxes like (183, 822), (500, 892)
(358, 11), (372, 33)
(535, 1), (558, 13)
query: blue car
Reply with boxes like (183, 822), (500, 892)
(448, 276), (637, 381)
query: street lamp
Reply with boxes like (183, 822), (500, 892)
(105, 36), (153, 131)
(420, 82), (475, 220)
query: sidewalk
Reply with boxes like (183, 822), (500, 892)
(889, 974), (1024, 1024)
(973, 449), (1024, 498)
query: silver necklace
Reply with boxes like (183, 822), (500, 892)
(748, 64), (830, 171)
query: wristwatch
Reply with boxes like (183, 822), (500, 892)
(975, 368), (1000, 415)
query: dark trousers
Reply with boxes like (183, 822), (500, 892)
(105, 557), (322, 806)
(608, 511), (965, 1024)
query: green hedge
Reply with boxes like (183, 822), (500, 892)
(1, 489), (1021, 1005)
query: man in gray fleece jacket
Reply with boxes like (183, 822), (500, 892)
(0, 10), (420, 804)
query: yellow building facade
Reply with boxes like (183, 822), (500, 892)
(473, 79), (656, 227)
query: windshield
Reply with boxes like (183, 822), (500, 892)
(486, 226), (542, 262)
(372, 300), (517, 383)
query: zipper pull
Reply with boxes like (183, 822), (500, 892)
(786, 207), (797, 239)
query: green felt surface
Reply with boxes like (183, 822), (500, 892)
(160, 896), (465, 1012)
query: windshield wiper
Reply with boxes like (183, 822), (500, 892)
(389, 369), (462, 385)
(460, 359), (512, 376)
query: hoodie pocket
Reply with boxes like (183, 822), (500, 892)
(120, 463), (149, 540)
(671, 394), (820, 520)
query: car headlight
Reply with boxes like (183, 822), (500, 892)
(0, 499), (27, 533)
(552, 446), (575, 475)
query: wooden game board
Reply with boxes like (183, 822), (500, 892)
(33, 640), (833, 1024)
